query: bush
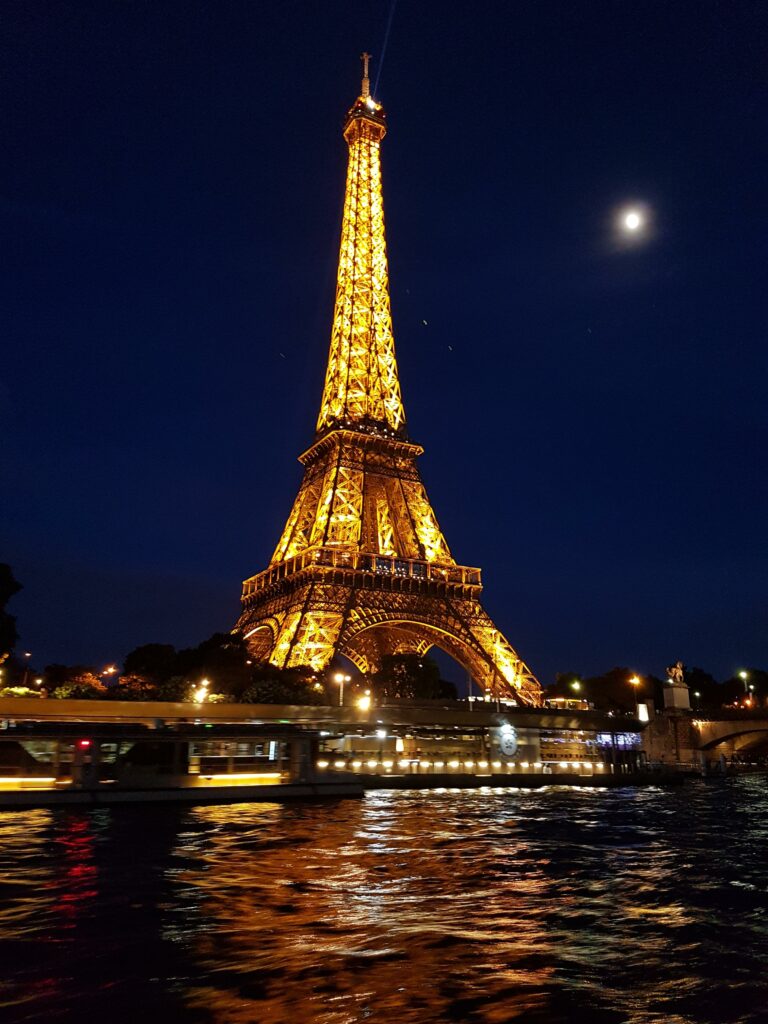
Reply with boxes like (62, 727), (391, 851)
(105, 674), (159, 701)
(52, 681), (108, 700)
(241, 676), (325, 705)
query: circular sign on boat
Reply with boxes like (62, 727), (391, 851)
(499, 724), (518, 757)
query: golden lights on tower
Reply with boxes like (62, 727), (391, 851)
(317, 61), (405, 438)
(236, 57), (541, 705)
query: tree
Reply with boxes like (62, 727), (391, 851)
(154, 677), (189, 702)
(721, 668), (768, 708)
(372, 655), (455, 700)
(107, 673), (159, 701)
(546, 671), (585, 700)
(242, 663), (325, 705)
(242, 677), (315, 705)
(174, 632), (252, 698)
(123, 644), (177, 682)
(50, 670), (108, 700)
(0, 564), (22, 664)
(44, 664), (95, 687)
(546, 668), (659, 711)
(684, 667), (721, 710)
(121, 633), (259, 700)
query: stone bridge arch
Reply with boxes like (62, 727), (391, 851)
(694, 719), (768, 753)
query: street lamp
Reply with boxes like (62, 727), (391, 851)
(193, 678), (210, 703)
(334, 672), (351, 707)
(628, 674), (642, 715)
(356, 694), (372, 712)
(738, 670), (749, 694)
(22, 652), (32, 688)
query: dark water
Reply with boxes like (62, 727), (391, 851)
(1, 781), (768, 1024)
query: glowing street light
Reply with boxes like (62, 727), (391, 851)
(738, 670), (749, 695)
(628, 674), (643, 716)
(193, 678), (210, 703)
(333, 672), (351, 707)
(356, 694), (372, 712)
(570, 680), (582, 693)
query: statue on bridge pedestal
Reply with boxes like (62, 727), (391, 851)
(666, 661), (685, 686)
(664, 660), (690, 711)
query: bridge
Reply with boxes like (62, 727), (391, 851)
(691, 712), (768, 755)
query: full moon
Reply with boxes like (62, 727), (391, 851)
(623, 209), (643, 231)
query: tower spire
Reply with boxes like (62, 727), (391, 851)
(316, 58), (405, 438)
(360, 51), (371, 98)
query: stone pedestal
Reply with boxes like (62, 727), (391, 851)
(664, 681), (691, 711)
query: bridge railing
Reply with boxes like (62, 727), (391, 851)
(691, 709), (768, 721)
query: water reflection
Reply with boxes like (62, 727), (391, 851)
(56, 812), (100, 925)
(172, 794), (560, 1022)
(1, 783), (768, 1023)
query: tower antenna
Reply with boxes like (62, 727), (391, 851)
(360, 51), (371, 98)
(373, 0), (398, 96)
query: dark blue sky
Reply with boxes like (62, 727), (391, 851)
(3, 1), (766, 683)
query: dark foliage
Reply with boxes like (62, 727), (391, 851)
(123, 644), (177, 682)
(44, 664), (97, 687)
(0, 564), (22, 662)
(373, 654), (457, 701)
(545, 664), (767, 712)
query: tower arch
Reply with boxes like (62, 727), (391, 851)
(340, 619), (489, 687)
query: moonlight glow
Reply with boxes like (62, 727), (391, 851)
(623, 210), (643, 231)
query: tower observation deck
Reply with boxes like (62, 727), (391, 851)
(236, 57), (541, 706)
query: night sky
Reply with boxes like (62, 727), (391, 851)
(3, 1), (766, 684)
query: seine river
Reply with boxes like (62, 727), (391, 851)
(1, 780), (767, 1024)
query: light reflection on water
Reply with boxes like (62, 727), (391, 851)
(1, 781), (768, 1023)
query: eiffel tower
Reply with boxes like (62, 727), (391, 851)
(236, 56), (541, 705)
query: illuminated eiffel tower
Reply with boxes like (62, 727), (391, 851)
(236, 56), (541, 705)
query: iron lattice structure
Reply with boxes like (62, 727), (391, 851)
(237, 59), (541, 705)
